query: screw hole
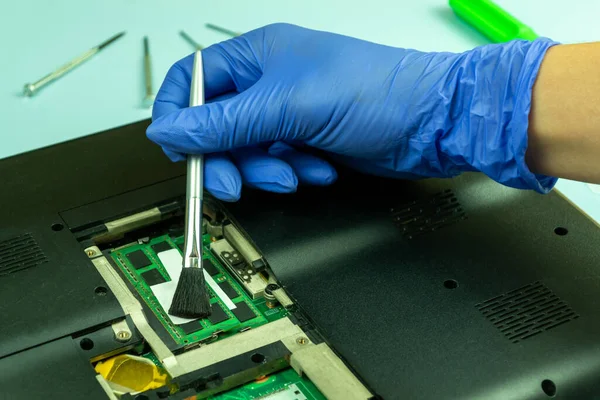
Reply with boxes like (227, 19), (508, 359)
(554, 227), (568, 236)
(541, 379), (556, 397)
(51, 223), (64, 232)
(444, 279), (458, 289)
(94, 286), (108, 296)
(251, 353), (266, 364)
(80, 338), (94, 351)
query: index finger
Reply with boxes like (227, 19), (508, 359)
(152, 34), (264, 120)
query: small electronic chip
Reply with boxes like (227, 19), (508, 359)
(232, 302), (257, 323)
(208, 304), (230, 324)
(151, 241), (172, 253)
(203, 259), (219, 276)
(177, 321), (204, 335)
(141, 269), (166, 286)
(126, 250), (152, 269)
(218, 281), (239, 299)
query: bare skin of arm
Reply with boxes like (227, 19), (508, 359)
(527, 42), (600, 183)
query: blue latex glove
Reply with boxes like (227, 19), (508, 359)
(147, 23), (559, 201)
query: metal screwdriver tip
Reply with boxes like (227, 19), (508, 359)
(179, 31), (203, 50)
(98, 31), (126, 50)
(205, 23), (240, 37)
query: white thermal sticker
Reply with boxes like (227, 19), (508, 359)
(152, 248), (236, 325)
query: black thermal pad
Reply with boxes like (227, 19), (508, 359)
(232, 302), (257, 323)
(177, 321), (204, 335)
(151, 241), (172, 253)
(208, 304), (230, 324)
(140, 269), (166, 286)
(126, 250), (152, 269)
(203, 259), (219, 276)
(218, 281), (239, 299)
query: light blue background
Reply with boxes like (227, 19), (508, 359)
(1, 0), (599, 221)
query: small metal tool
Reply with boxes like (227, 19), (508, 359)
(179, 31), (203, 50)
(23, 31), (125, 97)
(205, 23), (241, 37)
(142, 36), (155, 108)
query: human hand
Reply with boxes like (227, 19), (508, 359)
(147, 23), (558, 201)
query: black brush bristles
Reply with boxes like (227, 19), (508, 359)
(169, 267), (211, 319)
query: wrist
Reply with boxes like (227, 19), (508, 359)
(437, 38), (559, 192)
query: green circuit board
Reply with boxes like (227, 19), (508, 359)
(110, 234), (287, 346)
(142, 353), (325, 400)
(208, 368), (326, 400)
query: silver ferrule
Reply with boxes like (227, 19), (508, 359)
(183, 154), (204, 268)
(182, 195), (203, 269)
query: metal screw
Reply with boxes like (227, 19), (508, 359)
(265, 284), (279, 294)
(115, 330), (132, 342)
(296, 337), (307, 345)
(86, 249), (95, 257)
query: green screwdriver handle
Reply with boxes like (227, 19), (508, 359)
(449, 0), (539, 43)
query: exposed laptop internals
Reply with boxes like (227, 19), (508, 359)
(1, 120), (600, 399)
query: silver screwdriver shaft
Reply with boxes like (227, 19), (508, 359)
(179, 31), (203, 50)
(142, 36), (155, 108)
(23, 31), (125, 97)
(205, 23), (241, 37)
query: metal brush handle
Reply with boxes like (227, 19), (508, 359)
(183, 50), (205, 269)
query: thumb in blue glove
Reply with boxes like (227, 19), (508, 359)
(147, 23), (558, 201)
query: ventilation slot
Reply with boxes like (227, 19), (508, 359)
(0, 233), (48, 276)
(476, 281), (579, 343)
(391, 189), (466, 239)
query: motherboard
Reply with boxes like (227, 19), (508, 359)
(110, 233), (288, 347)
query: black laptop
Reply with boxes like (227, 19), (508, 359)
(1, 119), (599, 400)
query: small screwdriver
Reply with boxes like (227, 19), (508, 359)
(142, 36), (155, 108)
(205, 23), (241, 37)
(23, 31), (125, 97)
(179, 31), (203, 50)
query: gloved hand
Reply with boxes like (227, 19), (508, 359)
(147, 23), (558, 202)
